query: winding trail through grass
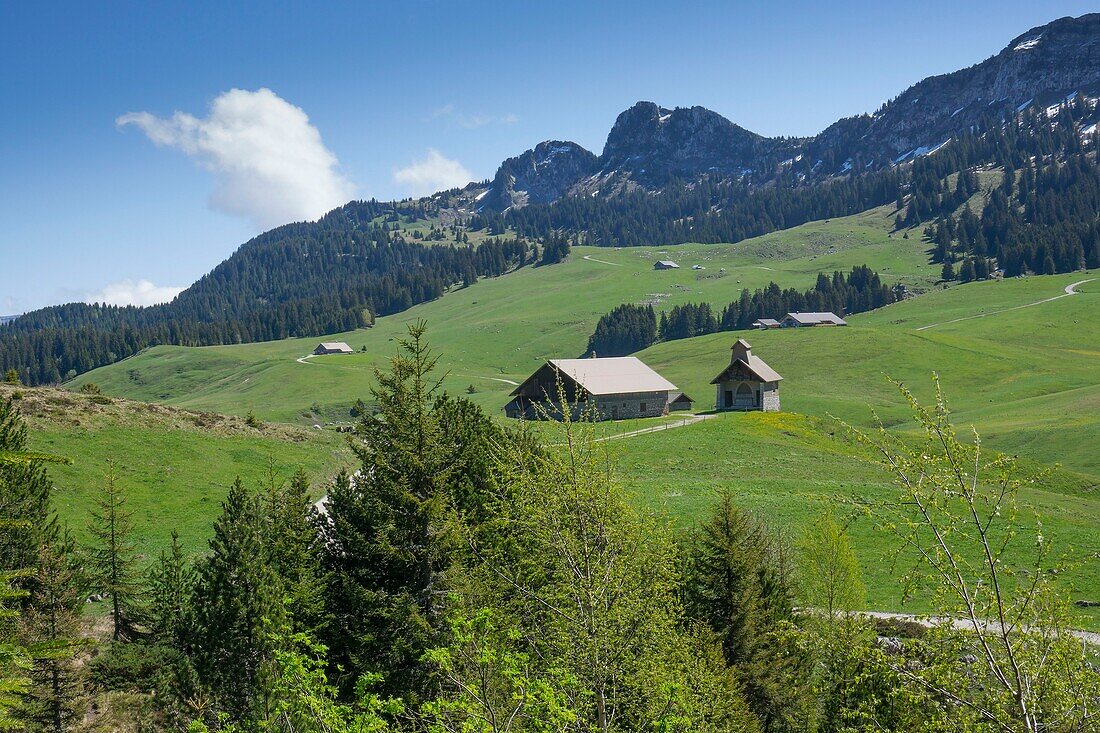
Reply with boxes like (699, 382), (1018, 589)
(582, 254), (621, 266)
(916, 277), (1096, 331)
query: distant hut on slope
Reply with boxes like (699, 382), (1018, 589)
(313, 341), (354, 355)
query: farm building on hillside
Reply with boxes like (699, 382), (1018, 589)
(711, 339), (782, 412)
(752, 318), (782, 329)
(653, 260), (680, 270)
(781, 312), (848, 327)
(504, 356), (692, 421)
(668, 391), (694, 412)
(312, 341), (354, 355)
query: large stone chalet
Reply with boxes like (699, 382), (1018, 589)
(505, 356), (691, 421)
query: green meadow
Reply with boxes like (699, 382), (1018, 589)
(57, 205), (1100, 624)
(73, 204), (935, 424)
(6, 385), (353, 564)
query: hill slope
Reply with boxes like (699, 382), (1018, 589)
(2, 384), (351, 561)
(74, 205), (932, 419)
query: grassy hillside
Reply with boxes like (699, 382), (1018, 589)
(614, 410), (1100, 627)
(75, 204), (933, 424)
(641, 274), (1100, 479)
(61, 205), (1100, 624)
(2, 384), (352, 563)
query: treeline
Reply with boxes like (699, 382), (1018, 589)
(903, 102), (1100, 278)
(3, 328), (1097, 732)
(492, 169), (905, 247)
(586, 265), (897, 357)
(0, 201), (535, 384)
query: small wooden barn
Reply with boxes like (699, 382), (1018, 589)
(653, 260), (680, 270)
(710, 339), (782, 412)
(313, 341), (354, 355)
(505, 356), (690, 421)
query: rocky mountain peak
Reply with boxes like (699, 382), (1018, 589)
(599, 101), (774, 185)
(482, 139), (598, 212)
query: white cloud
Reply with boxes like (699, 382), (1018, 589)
(118, 88), (356, 230)
(393, 149), (472, 196)
(85, 279), (185, 307)
(432, 104), (519, 129)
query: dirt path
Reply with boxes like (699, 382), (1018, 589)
(862, 610), (1100, 647)
(598, 413), (710, 441)
(458, 375), (519, 386)
(916, 277), (1096, 331)
(295, 355), (316, 365)
(582, 254), (622, 266)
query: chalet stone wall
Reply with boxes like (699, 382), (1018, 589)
(593, 391), (669, 420)
(508, 390), (670, 421)
(714, 380), (781, 412)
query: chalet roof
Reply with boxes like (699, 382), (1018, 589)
(654, 260), (680, 268)
(668, 390), (694, 403)
(317, 341), (353, 351)
(753, 318), (781, 326)
(783, 311), (847, 326)
(511, 357), (678, 397)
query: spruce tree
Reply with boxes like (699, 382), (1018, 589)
(323, 321), (479, 701)
(191, 478), (287, 721)
(85, 461), (141, 640)
(147, 530), (194, 648)
(19, 531), (88, 733)
(259, 468), (325, 636)
(683, 493), (814, 733)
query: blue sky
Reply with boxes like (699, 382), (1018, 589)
(1, 0), (1095, 313)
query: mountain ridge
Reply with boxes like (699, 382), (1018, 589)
(478, 12), (1100, 211)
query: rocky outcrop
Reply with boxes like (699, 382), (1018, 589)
(598, 101), (797, 185)
(482, 141), (597, 211)
(481, 13), (1100, 210)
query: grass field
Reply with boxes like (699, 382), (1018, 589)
(3, 385), (353, 564)
(73, 204), (935, 424)
(57, 204), (1100, 625)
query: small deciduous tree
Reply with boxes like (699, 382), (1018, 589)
(845, 375), (1100, 733)
(797, 508), (865, 622)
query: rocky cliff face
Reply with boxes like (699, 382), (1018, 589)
(821, 13), (1100, 167)
(481, 13), (1100, 211)
(597, 102), (796, 185)
(482, 141), (598, 211)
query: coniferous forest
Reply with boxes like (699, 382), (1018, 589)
(586, 266), (897, 357)
(0, 200), (533, 385)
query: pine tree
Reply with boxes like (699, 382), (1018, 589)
(19, 531), (88, 733)
(323, 321), (466, 701)
(941, 260), (955, 281)
(85, 461), (141, 640)
(683, 493), (814, 732)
